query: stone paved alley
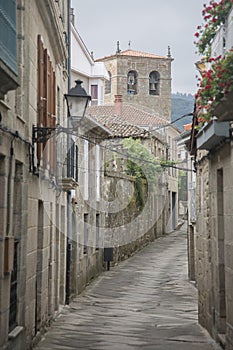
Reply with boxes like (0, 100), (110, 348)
(35, 227), (221, 350)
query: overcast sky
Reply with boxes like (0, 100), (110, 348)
(71, 0), (205, 95)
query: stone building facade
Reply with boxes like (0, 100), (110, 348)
(88, 97), (180, 233)
(67, 117), (111, 297)
(94, 47), (179, 232)
(89, 114), (169, 265)
(190, 5), (233, 349)
(67, 17), (112, 297)
(96, 46), (173, 121)
(0, 1), (71, 349)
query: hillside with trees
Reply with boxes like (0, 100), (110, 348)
(171, 92), (194, 131)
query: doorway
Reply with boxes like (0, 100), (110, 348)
(172, 192), (177, 230)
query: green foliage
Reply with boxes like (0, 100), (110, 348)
(194, 0), (232, 56)
(134, 177), (146, 210)
(196, 51), (233, 128)
(122, 138), (161, 187)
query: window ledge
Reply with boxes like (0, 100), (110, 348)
(16, 114), (26, 124)
(8, 326), (24, 340)
(0, 61), (18, 99)
(0, 99), (11, 110)
(57, 177), (79, 191)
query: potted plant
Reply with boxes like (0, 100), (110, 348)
(195, 51), (233, 126)
(194, 0), (233, 56)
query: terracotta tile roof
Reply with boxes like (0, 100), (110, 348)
(183, 123), (192, 131)
(88, 113), (148, 138)
(88, 104), (166, 128)
(95, 49), (168, 62)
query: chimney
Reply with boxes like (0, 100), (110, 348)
(70, 8), (75, 26)
(114, 95), (123, 116)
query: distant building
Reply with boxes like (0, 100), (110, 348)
(71, 14), (109, 106)
(96, 44), (173, 121)
(89, 94), (180, 233)
(91, 111), (170, 253)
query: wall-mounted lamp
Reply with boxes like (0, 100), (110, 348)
(65, 79), (91, 129)
(33, 80), (91, 144)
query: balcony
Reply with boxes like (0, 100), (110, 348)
(212, 90), (233, 122)
(57, 177), (79, 191)
(196, 119), (230, 151)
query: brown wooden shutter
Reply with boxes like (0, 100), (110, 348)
(43, 50), (50, 169)
(37, 35), (45, 165)
(37, 36), (56, 174)
(50, 70), (56, 175)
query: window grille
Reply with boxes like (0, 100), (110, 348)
(9, 240), (18, 332)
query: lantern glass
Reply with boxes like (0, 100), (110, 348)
(65, 80), (91, 125)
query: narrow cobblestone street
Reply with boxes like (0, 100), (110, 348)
(35, 227), (221, 350)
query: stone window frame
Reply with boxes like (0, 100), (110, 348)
(149, 71), (160, 96)
(105, 71), (111, 94)
(127, 70), (138, 95)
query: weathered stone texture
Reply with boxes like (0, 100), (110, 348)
(104, 167), (168, 266)
(195, 141), (233, 349)
(102, 55), (172, 121)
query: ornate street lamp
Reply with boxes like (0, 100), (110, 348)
(33, 80), (91, 143)
(64, 79), (91, 128)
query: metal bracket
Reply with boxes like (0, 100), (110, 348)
(32, 125), (56, 143)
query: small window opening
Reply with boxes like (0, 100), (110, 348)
(127, 70), (137, 95)
(149, 71), (160, 95)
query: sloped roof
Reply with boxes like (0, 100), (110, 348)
(88, 113), (149, 138)
(95, 49), (168, 62)
(88, 104), (166, 128)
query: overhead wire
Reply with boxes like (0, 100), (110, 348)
(0, 110), (194, 175)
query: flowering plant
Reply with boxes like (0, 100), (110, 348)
(195, 50), (233, 128)
(194, 0), (233, 55)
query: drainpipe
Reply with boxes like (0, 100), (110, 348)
(66, 0), (72, 305)
(6, 138), (15, 237)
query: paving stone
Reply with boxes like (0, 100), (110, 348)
(35, 226), (222, 350)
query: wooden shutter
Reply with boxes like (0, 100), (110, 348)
(37, 36), (56, 173)
(43, 50), (49, 169)
(37, 35), (45, 165)
(51, 71), (56, 175)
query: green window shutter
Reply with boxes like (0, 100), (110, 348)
(0, 0), (17, 74)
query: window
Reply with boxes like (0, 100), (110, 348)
(57, 86), (61, 125)
(105, 71), (111, 94)
(68, 140), (78, 181)
(127, 70), (137, 95)
(83, 140), (89, 200)
(9, 241), (18, 332)
(96, 214), (100, 251)
(37, 35), (56, 173)
(0, 0), (18, 97)
(83, 214), (88, 254)
(96, 145), (100, 201)
(149, 71), (160, 95)
(91, 84), (98, 106)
